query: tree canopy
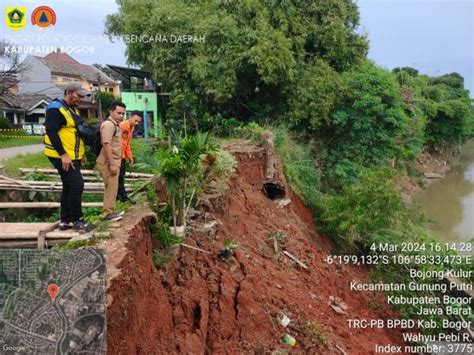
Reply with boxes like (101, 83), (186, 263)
(107, 0), (472, 188)
(106, 0), (368, 121)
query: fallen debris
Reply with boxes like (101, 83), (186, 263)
(276, 198), (291, 208)
(281, 334), (296, 346)
(180, 243), (211, 254)
(423, 172), (443, 179)
(69, 231), (94, 243)
(278, 314), (291, 328)
(335, 344), (348, 355)
(104, 141), (407, 353)
(272, 238), (278, 253)
(202, 220), (218, 231)
(217, 249), (233, 261)
(267, 230), (287, 253)
(283, 250), (308, 269)
(329, 296), (349, 315)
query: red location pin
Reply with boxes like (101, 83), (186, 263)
(47, 284), (60, 302)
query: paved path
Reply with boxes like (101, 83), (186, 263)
(0, 144), (44, 162)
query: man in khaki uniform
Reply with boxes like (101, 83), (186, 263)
(96, 101), (126, 221)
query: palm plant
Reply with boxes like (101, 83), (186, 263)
(158, 132), (217, 234)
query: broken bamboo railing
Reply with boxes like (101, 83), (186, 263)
(0, 222), (81, 249)
(19, 168), (153, 180)
(0, 175), (132, 193)
(0, 202), (102, 209)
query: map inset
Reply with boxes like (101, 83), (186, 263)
(0, 249), (106, 354)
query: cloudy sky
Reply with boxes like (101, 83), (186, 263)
(2, 0), (473, 95)
(358, 0), (473, 95)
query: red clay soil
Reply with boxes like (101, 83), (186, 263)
(103, 142), (406, 354)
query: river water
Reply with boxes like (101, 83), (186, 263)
(416, 140), (474, 243)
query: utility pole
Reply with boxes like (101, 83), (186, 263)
(97, 73), (103, 120)
(143, 97), (148, 142)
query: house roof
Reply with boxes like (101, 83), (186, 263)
(1, 92), (96, 112)
(34, 51), (119, 85)
(43, 51), (80, 64)
(18, 94), (51, 111)
(0, 93), (20, 109)
(107, 64), (151, 79)
(0, 94), (51, 111)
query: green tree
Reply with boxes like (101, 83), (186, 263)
(99, 91), (119, 119)
(318, 61), (422, 186)
(423, 73), (472, 147)
(286, 59), (341, 132)
(393, 68), (473, 148)
(106, 0), (368, 123)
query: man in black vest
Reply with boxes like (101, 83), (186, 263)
(44, 82), (93, 232)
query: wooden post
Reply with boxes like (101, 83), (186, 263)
(260, 131), (286, 200)
(261, 131), (275, 181)
(38, 221), (59, 249)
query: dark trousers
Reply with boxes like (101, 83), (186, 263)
(117, 159), (127, 201)
(49, 158), (84, 222)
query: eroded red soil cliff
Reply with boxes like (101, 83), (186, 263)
(102, 142), (405, 354)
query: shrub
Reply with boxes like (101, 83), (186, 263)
(155, 132), (218, 230)
(320, 168), (404, 247)
(0, 116), (12, 129)
(274, 126), (321, 212)
(209, 149), (237, 178)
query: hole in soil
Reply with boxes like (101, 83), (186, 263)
(262, 182), (286, 200)
(193, 303), (202, 330)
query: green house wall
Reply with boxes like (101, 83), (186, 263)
(121, 92), (161, 138)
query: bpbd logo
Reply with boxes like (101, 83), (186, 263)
(31, 6), (56, 30)
(6, 7), (27, 31)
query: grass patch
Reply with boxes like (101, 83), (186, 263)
(130, 138), (163, 173)
(3, 152), (50, 177)
(17, 210), (60, 223)
(223, 238), (239, 250)
(210, 149), (237, 178)
(273, 126), (322, 212)
(152, 251), (174, 269)
(55, 233), (113, 250)
(304, 322), (328, 348)
(0, 136), (43, 149)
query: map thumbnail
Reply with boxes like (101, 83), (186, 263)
(0, 249), (106, 354)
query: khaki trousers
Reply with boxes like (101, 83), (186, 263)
(97, 163), (119, 215)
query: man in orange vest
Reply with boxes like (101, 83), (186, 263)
(117, 111), (143, 202)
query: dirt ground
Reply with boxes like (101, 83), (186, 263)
(103, 142), (406, 354)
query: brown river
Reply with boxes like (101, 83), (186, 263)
(416, 140), (474, 243)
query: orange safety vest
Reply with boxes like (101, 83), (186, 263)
(120, 120), (134, 162)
